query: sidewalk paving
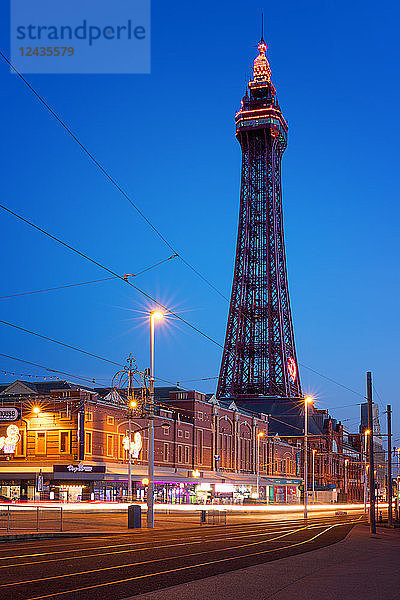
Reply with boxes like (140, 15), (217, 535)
(129, 525), (400, 600)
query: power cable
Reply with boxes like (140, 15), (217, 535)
(299, 362), (366, 399)
(0, 50), (228, 302)
(0, 320), (124, 368)
(0, 352), (109, 385)
(0, 203), (224, 350)
(0, 254), (177, 300)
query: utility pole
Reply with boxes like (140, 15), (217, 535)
(367, 372), (376, 534)
(387, 405), (393, 526)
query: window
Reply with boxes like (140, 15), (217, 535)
(15, 429), (26, 457)
(85, 432), (92, 454)
(184, 431), (189, 439)
(178, 430), (183, 438)
(106, 416), (114, 425)
(184, 446), (189, 463)
(35, 432), (46, 455)
(163, 443), (169, 462)
(85, 411), (93, 422)
(59, 410), (70, 421)
(177, 445), (182, 463)
(107, 435), (114, 456)
(198, 411), (203, 421)
(163, 425), (170, 435)
(59, 431), (71, 454)
(197, 430), (203, 464)
(119, 434), (125, 459)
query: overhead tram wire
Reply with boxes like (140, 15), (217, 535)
(0, 202), (224, 350)
(0, 50), (228, 303)
(0, 353), (109, 385)
(0, 254), (178, 300)
(0, 208), (371, 401)
(0, 320), (124, 368)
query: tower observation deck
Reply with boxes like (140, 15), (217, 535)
(217, 39), (302, 400)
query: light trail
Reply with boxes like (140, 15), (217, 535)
(22, 520), (358, 600)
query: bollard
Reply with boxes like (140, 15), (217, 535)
(128, 504), (141, 528)
(200, 510), (206, 525)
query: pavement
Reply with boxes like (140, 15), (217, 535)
(130, 525), (400, 600)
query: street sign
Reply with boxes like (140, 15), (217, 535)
(0, 407), (20, 421)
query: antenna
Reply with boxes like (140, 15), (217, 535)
(261, 11), (264, 41)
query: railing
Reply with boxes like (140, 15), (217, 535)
(0, 505), (63, 532)
(201, 509), (227, 526)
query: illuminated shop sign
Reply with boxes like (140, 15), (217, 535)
(123, 431), (142, 458)
(0, 424), (21, 453)
(54, 464), (106, 474)
(0, 407), (20, 422)
(214, 483), (235, 493)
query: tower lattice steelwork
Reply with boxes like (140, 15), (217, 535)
(217, 38), (302, 400)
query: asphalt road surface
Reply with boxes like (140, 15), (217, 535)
(0, 513), (362, 600)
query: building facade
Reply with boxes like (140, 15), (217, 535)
(0, 381), (301, 504)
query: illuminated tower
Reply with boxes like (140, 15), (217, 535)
(217, 38), (302, 400)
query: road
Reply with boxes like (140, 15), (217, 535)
(0, 513), (362, 600)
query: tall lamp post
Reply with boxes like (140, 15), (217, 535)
(256, 431), (264, 498)
(147, 310), (164, 529)
(304, 396), (314, 519)
(364, 429), (370, 514)
(312, 449), (316, 504)
(344, 458), (349, 499)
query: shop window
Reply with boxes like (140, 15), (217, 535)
(184, 431), (189, 439)
(35, 432), (47, 455)
(177, 445), (182, 463)
(15, 429), (26, 457)
(59, 430), (71, 454)
(184, 446), (189, 463)
(106, 416), (114, 426)
(107, 435), (114, 457)
(178, 430), (183, 438)
(119, 434), (125, 459)
(85, 411), (93, 422)
(85, 432), (92, 455)
(197, 430), (203, 464)
(163, 443), (169, 462)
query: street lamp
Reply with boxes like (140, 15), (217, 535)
(32, 406), (40, 416)
(147, 309), (164, 528)
(364, 429), (370, 514)
(303, 396), (314, 519)
(344, 458), (349, 498)
(256, 431), (264, 498)
(312, 449), (316, 504)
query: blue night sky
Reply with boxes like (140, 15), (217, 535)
(1, 1), (399, 439)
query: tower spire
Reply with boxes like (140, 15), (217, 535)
(261, 11), (264, 42)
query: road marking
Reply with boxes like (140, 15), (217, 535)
(0, 524), (314, 588)
(23, 522), (349, 600)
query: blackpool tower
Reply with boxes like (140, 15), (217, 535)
(217, 38), (302, 400)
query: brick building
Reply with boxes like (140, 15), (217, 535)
(0, 381), (301, 504)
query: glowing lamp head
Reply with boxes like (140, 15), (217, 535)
(141, 478), (149, 486)
(304, 396), (314, 405)
(257, 431), (265, 438)
(129, 400), (137, 409)
(192, 469), (200, 478)
(32, 406), (40, 415)
(365, 429), (371, 436)
(151, 310), (164, 321)
(312, 449), (316, 455)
